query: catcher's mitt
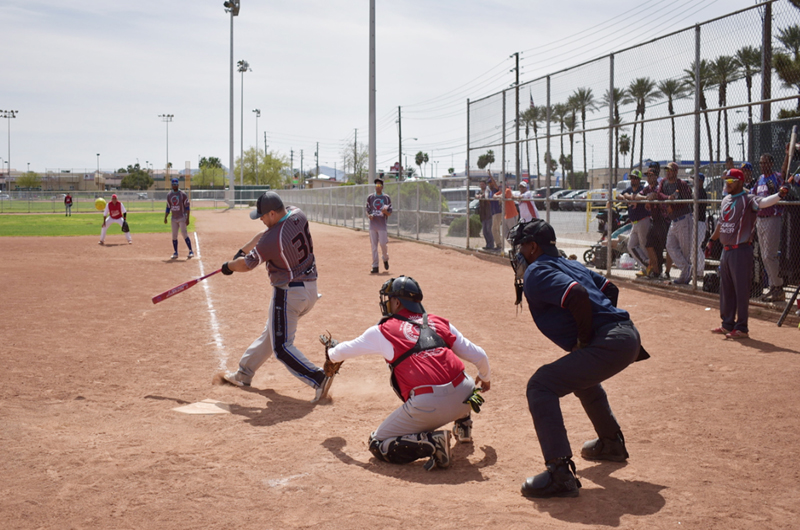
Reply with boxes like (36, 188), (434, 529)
(121, 220), (130, 233)
(319, 331), (343, 377)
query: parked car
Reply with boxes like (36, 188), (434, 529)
(558, 190), (587, 211)
(532, 186), (563, 209)
(0, 193), (11, 200)
(570, 190), (592, 211)
(576, 188), (611, 210)
(137, 193), (149, 199)
(547, 189), (575, 211)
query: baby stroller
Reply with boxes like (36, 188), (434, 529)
(583, 222), (633, 269)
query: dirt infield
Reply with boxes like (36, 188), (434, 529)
(2, 209), (799, 529)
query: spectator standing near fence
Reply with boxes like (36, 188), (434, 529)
(517, 181), (539, 223)
(503, 184), (519, 240)
(694, 173), (708, 280)
(622, 170), (650, 272)
(657, 162), (694, 285)
(367, 177), (392, 274)
(476, 180), (495, 251)
(637, 165), (669, 279)
(754, 153), (785, 302)
(741, 162), (756, 191)
(706, 169), (788, 338)
(488, 174), (503, 251)
(64, 193), (72, 216)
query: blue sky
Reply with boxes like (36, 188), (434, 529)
(1, 0), (762, 175)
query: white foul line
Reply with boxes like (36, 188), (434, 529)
(194, 232), (228, 370)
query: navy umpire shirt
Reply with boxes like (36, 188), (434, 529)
(523, 254), (630, 351)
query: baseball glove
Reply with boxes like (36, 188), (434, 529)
(319, 331), (343, 377)
(121, 220), (130, 233)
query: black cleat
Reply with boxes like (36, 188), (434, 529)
(581, 431), (629, 462)
(521, 457), (582, 498)
(384, 260), (389, 270)
(370, 267), (379, 274)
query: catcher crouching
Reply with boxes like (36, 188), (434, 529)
(326, 276), (491, 471)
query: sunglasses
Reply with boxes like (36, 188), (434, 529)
(724, 178), (740, 184)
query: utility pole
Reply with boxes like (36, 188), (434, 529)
(290, 149), (294, 185)
(315, 142), (319, 177)
(300, 149), (304, 185)
(264, 132), (267, 157)
(397, 106), (402, 180)
(514, 52), (520, 186)
(354, 128), (358, 183)
(368, 0), (376, 184)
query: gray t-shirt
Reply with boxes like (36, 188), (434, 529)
(366, 193), (392, 231)
(166, 190), (190, 221)
(244, 207), (317, 287)
(718, 192), (758, 247)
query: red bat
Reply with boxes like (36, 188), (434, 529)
(152, 269), (222, 304)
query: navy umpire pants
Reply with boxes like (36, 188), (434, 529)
(526, 320), (640, 462)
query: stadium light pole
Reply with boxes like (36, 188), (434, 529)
(368, 0), (376, 184)
(1, 110), (18, 183)
(96, 153), (100, 173)
(159, 114), (174, 182)
(224, 0), (240, 205)
(237, 60), (250, 188)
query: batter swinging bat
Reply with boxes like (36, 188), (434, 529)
(152, 269), (221, 304)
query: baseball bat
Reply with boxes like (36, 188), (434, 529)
(152, 269), (221, 304)
(777, 125), (798, 326)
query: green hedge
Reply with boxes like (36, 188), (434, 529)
(446, 214), (481, 237)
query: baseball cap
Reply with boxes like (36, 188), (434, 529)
(509, 218), (559, 257)
(741, 162), (753, 171)
(374, 177), (384, 185)
(665, 161), (679, 172)
(629, 169), (643, 180)
(648, 161), (661, 173)
(111, 194), (117, 199)
(250, 191), (285, 220)
(519, 180), (529, 188)
(697, 172), (706, 181)
(725, 169), (744, 182)
(171, 177), (179, 185)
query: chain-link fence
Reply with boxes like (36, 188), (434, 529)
(466, 0), (800, 311)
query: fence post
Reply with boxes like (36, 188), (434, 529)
(692, 24), (702, 290)
(545, 77), (551, 224)
(396, 181), (401, 237)
(466, 98), (471, 250)
(438, 184), (442, 245)
(416, 182), (420, 240)
(606, 55), (614, 277)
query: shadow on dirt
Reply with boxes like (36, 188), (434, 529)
(321, 436), (496, 484)
(525, 462), (667, 525)
(227, 387), (316, 427)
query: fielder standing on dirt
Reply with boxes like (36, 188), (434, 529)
(366, 177), (392, 274)
(507, 218), (649, 498)
(220, 191), (333, 403)
(99, 194), (132, 245)
(326, 276), (491, 471)
(164, 177), (194, 259)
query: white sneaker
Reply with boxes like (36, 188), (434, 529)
(187, 251), (194, 259)
(170, 252), (178, 259)
(311, 375), (333, 403)
(423, 430), (451, 471)
(222, 371), (250, 387)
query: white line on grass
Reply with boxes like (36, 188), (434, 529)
(194, 232), (228, 370)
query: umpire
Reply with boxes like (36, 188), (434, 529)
(508, 218), (649, 498)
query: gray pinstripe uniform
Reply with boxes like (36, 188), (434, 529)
(234, 207), (325, 388)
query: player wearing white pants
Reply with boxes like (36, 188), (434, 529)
(99, 194), (131, 244)
(328, 276), (491, 471)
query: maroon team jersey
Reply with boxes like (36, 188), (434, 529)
(244, 207), (317, 287)
(378, 309), (466, 401)
(166, 190), (190, 220)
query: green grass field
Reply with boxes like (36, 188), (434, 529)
(0, 212), (195, 237)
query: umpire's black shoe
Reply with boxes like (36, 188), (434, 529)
(370, 267), (379, 274)
(581, 430), (629, 462)
(521, 457), (581, 498)
(384, 260), (389, 271)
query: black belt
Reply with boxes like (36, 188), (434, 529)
(288, 281), (306, 287)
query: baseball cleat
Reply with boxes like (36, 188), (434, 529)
(521, 458), (581, 498)
(710, 327), (730, 334)
(187, 251), (195, 259)
(170, 252), (178, 259)
(311, 374), (334, 403)
(222, 371), (250, 387)
(725, 330), (749, 339)
(98, 241), (104, 245)
(384, 260), (389, 270)
(370, 267), (379, 274)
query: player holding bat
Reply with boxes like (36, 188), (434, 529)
(219, 192), (333, 403)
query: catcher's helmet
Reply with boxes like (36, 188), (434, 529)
(379, 276), (425, 316)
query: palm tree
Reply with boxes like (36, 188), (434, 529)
(570, 87), (598, 178)
(520, 106), (535, 184)
(710, 55), (740, 160)
(775, 25), (800, 112)
(603, 87), (632, 181)
(618, 134), (631, 171)
(551, 103), (569, 168)
(657, 78), (691, 162)
(735, 46), (761, 121)
(684, 60), (716, 164)
(628, 77), (661, 169)
(735, 122), (748, 161)
(564, 100), (578, 189)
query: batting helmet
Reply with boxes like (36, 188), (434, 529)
(171, 177), (179, 186)
(379, 276), (425, 316)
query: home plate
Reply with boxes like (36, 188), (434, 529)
(172, 398), (231, 415)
